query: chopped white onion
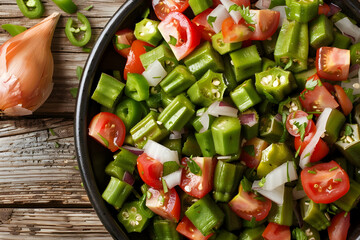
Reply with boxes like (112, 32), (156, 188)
(334, 17), (360, 44)
(292, 188), (307, 200)
(342, 67), (360, 96)
(169, 130), (182, 140)
(254, 185), (285, 205)
(143, 140), (179, 164)
(207, 101), (238, 117)
(299, 108), (332, 169)
(220, 0), (242, 23)
(217, 156), (232, 160)
(163, 169), (182, 189)
(142, 60), (167, 86)
(255, 0), (271, 9)
(198, 112), (210, 133)
(208, 4), (231, 33)
(271, 6), (287, 28)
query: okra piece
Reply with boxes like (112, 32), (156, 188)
(242, 218), (266, 228)
(102, 177), (133, 209)
(293, 68), (317, 91)
(187, 70), (227, 107)
(309, 14), (334, 49)
(185, 195), (224, 236)
(115, 98), (143, 132)
(218, 203), (242, 231)
(146, 87), (162, 109)
(184, 41), (224, 79)
(160, 65), (196, 97)
(229, 45), (262, 83)
(182, 134), (202, 157)
(125, 73), (149, 102)
(323, 109), (346, 145)
(189, 0), (212, 15)
(160, 89), (174, 108)
(213, 161), (245, 202)
(118, 200), (151, 233)
(274, 19), (309, 73)
(91, 73), (125, 109)
(223, 54), (238, 93)
(211, 32), (242, 55)
(286, 0), (319, 23)
(211, 116), (241, 156)
(257, 99), (276, 115)
(257, 143), (293, 177)
(192, 108), (216, 132)
(334, 179), (360, 212)
(259, 114), (284, 143)
(140, 44), (178, 72)
(356, 103), (360, 125)
(113, 148), (138, 174)
(262, 58), (277, 71)
(105, 161), (126, 180)
(269, 0), (286, 8)
(161, 138), (182, 158)
(134, 18), (162, 46)
(158, 94), (195, 131)
(262, 29), (280, 56)
(153, 218), (180, 240)
(238, 225), (266, 240)
(336, 124), (360, 167)
(292, 224), (321, 240)
(239, 109), (259, 140)
(268, 186), (293, 226)
(215, 229), (238, 240)
(130, 111), (169, 148)
(195, 130), (216, 157)
(331, 32), (352, 49)
(278, 96), (303, 115)
(255, 67), (297, 103)
(331, 12), (357, 25)
(350, 42), (360, 65)
(230, 79), (262, 112)
(300, 198), (330, 231)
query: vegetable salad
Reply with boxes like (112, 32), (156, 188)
(88, 0), (360, 239)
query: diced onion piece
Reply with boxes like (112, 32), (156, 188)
(163, 169), (182, 189)
(255, 0), (271, 9)
(220, 0), (242, 23)
(169, 130), (182, 139)
(274, 113), (283, 123)
(217, 156), (232, 160)
(272, 6), (286, 28)
(207, 101), (238, 117)
(121, 145), (144, 156)
(142, 60), (167, 86)
(144, 140), (179, 164)
(122, 171), (135, 186)
(198, 112), (210, 133)
(253, 184), (285, 205)
(208, 4), (231, 33)
(292, 188), (307, 200)
(239, 113), (257, 127)
(348, 64), (359, 78)
(329, 3), (341, 16)
(299, 108), (332, 169)
(334, 17), (360, 44)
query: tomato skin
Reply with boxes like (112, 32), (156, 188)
(123, 40), (153, 80)
(137, 153), (163, 189)
(301, 161), (350, 204)
(146, 187), (181, 222)
(316, 47), (351, 81)
(334, 85), (353, 116)
(240, 137), (269, 169)
(179, 157), (216, 199)
(262, 222), (291, 240)
(158, 12), (201, 60)
(286, 111), (314, 137)
(318, 3), (331, 16)
(113, 29), (136, 58)
(152, 0), (189, 21)
(249, 10), (280, 41)
(192, 8), (215, 42)
(328, 212), (351, 240)
(229, 185), (272, 221)
(88, 112), (126, 152)
(176, 216), (214, 240)
(222, 17), (253, 43)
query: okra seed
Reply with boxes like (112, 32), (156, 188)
(158, 107), (164, 112)
(214, 91), (221, 99)
(139, 32), (144, 37)
(211, 89), (218, 93)
(122, 211), (129, 219)
(135, 214), (142, 221)
(309, 238), (315, 240)
(272, 79), (279, 87)
(279, 76), (286, 84)
(145, 21), (152, 27)
(212, 79), (221, 86)
(314, 184), (319, 188)
(305, 228), (312, 236)
(230, 60), (234, 65)
(291, 105), (298, 111)
(130, 207), (137, 213)
(157, 121), (163, 125)
(346, 136), (354, 143)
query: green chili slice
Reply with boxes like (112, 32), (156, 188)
(52, 0), (77, 14)
(65, 12), (92, 47)
(16, 0), (44, 19)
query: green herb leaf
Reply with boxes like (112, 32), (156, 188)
(187, 156), (202, 176)
(305, 78), (319, 91)
(258, 177), (266, 187)
(70, 87), (78, 98)
(329, 166), (338, 172)
(343, 88), (360, 103)
(76, 66), (83, 81)
(308, 170), (316, 174)
(142, 8), (150, 18)
(253, 195), (266, 202)
(161, 178), (168, 193)
(168, 35), (177, 46)
(144, 46), (154, 52)
(248, 25), (255, 32)
(286, 161), (290, 182)
(163, 161), (180, 176)
(304, 152), (311, 159)
(115, 42), (131, 50)
(293, 121), (307, 142)
(49, 128), (56, 136)
(229, 5), (256, 25)
(55, 142), (60, 148)
(295, 145), (301, 158)
(243, 145), (255, 157)
(207, 16), (217, 28)
(82, 47), (91, 53)
(292, 228), (307, 240)
(300, 90), (307, 100)
(307, 114), (313, 120)
(97, 133), (109, 147)
(334, 178), (342, 182)
(284, 59), (293, 70)
(344, 125), (354, 137)
(84, 5), (93, 11)
(241, 177), (252, 192)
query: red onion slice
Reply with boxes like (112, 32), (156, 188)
(255, 0), (271, 10)
(208, 101), (238, 117)
(334, 17), (360, 44)
(121, 145), (144, 156)
(274, 113), (283, 123)
(329, 3), (341, 16)
(239, 113), (257, 127)
(122, 171), (135, 186)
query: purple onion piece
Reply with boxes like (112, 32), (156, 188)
(349, 64), (360, 78)
(239, 113), (257, 127)
(329, 3), (341, 16)
(274, 113), (283, 123)
(122, 171), (135, 186)
(121, 145), (144, 156)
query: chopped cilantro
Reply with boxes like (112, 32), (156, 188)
(284, 59), (293, 70)
(70, 87), (78, 98)
(334, 178), (342, 182)
(344, 125), (354, 137)
(241, 177), (252, 192)
(84, 5), (93, 11)
(329, 166), (338, 172)
(295, 145), (301, 158)
(97, 133), (109, 147)
(187, 156), (202, 176)
(144, 46), (154, 52)
(248, 25), (255, 32)
(293, 121), (307, 141)
(243, 145), (255, 157)
(229, 5), (256, 25)
(308, 170), (316, 174)
(55, 142), (60, 148)
(292, 228), (307, 240)
(82, 47), (91, 53)
(254, 195), (266, 202)
(168, 35), (177, 46)
(76, 66), (83, 81)
(49, 128), (56, 136)
(258, 177), (266, 187)
(343, 88), (360, 103)
(161, 178), (168, 193)
(207, 16), (217, 28)
(300, 90), (307, 100)
(305, 78), (319, 91)
(142, 8), (150, 18)
(307, 114), (313, 120)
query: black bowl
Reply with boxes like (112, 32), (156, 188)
(75, 0), (360, 239)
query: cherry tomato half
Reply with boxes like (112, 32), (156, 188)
(249, 9), (280, 41)
(192, 8), (215, 42)
(137, 153), (163, 189)
(316, 47), (351, 81)
(240, 137), (269, 169)
(262, 222), (291, 240)
(286, 110), (314, 138)
(113, 29), (136, 58)
(152, 0), (189, 21)
(222, 17), (253, 43)
(328, 212), (351, 240)
(334, 85), (353, 116)
(176, 216), (214, 240)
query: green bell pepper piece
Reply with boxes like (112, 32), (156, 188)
(332, 32), (352, 49)
(336, 124), (360, 167)
(230, 79), (262, 112)
(211, 32), (242, 55)
(334, 179), (360, 212)
(293, 68), (317, 91)
(300, 198), (330, 231)
(105, 161), (126, 179)
(65, 13), (92, 47)
(309, 14), (334, 49)
(259, 114), (284, 143)
(215, 229), (237, 240)
(1, 24), (27, 36)
(240, 109), (259, 140)
(160, 65), (196, 97)
(268, 186), (293, 226)
(238, 225), (266, 240)
(118, 200), (151, 233)
(189, 0), (212, 15)
(125, 73), (150, 102)
(112, 148), (138, 174)
(350, 42), (360, 65)
(211, 116), (241, 156)
(52, 0), (77, 14)
(185, 195), (224, 236)
(153, 218), (180, 240)
(187, 70), (227, 107)
(262, 57), (277, 71)
(140, 44), (178, 72)
(286, 0), (319, 23)
(323, 109), (346, 145)
(16, 0), (44, 19)
(195, 130), (216, 157)
(134, 18), (162, 46)
(218, 203), (242, 231)
(102, 177), (133, 209)
(278, 96), (303, 115)
(182, 134), (202, 157)
(115, 98), (143, 132)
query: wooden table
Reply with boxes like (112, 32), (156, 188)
(0, 0), (126, 238)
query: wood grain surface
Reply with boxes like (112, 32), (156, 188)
(0, 0), (126, 238)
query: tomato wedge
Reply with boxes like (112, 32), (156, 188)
(316, 47), (351, 81)
(176, 216), (214, 240)
(328, 212), (351, 240)
(222, 17), (253, 43)
(88, 112), (126, 152)
(152, 0), (189, 21)
(301, 161), (350, 204)
(318, 3), (331, 16)
(179, 157), (216, 199)
(262, 223), (291, 240)
(334, 85), (353, 116)
(137, 153), (163, 189)
(146, 187), (181, 222)
(113, 29), (136, 58)
(229, 185), (272, 221)
(286, 110), (314, 138)
(158, 12), (201, 60)
(249, 9), (280, 41)
(192, 8), (215, 42)
(240, 137), (269, 169)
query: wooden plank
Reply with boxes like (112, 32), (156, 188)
(0, 208), (111, 239)
(0, 119), (90, 205)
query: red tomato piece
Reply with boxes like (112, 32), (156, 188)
(88, 112), (126, 152)
(249, 9), (280, 41)
(152, 0), (189, 21)
(123, 40), (153, 80)
(240, 137), (269, 169)
(222, 17), (253, 43)
(262, 222), (291, 240)
(322, 81), (335, 94)
(229, 185), (272, 221)
(316, 47), (351, 81)
(318, 3), (331, 16)
(212, 0), (221, 7)
(179, 157), (216, 199)
(299, 75), (339, 112)
(301, 161), (350, 204)
(334, 85), (353, 116)
(286, 110), (314, 138)
(176, 216), (214, 240)
(113, 29), (136, 58)
(328, 212), (351, 240)
(192, 8), (215, 42)
(158, 12), (201, 60)
(146, 187), (181, 222)
(137, 153), (163, 189)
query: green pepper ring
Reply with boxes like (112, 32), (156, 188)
(65, 12), (92, 47)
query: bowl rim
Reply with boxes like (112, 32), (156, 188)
(74, 0), (144, 239)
